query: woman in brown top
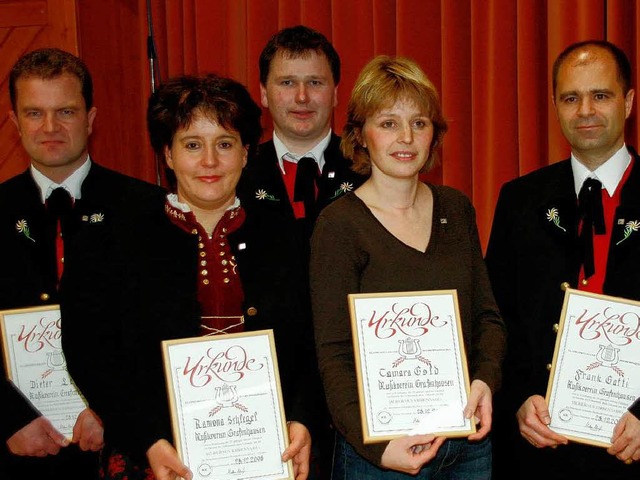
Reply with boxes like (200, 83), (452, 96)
(309, 56), (506, 479)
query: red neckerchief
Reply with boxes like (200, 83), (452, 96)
(578, 159), (634, 293)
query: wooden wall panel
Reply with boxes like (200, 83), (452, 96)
(0, 0), (78, 181)
(0, 0), (155, 184)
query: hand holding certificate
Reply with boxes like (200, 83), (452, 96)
(546, 287), (640, 447)
(162, 329), (293, 480)
(0, 305), (88, 439)
(348, 290), (475, 443)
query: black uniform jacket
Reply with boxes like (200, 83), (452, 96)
(486, 148), (640, 411)
(61, 194), (316, 461)
(0, 162), (164, 479)
(237, 134), (365, 240)
(485, 147), (640, 478)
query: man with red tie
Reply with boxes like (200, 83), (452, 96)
(237, 25), (364, 479)
(486, 40), (640, 480)
(238, 24), (364, 240)
(0, 48), (164, 480)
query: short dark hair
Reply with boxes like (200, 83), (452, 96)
(147, 74), (263, 188)
(259, 25), (341, 85)
(9, 48), (93, 110)
(552, 40), (632, 96)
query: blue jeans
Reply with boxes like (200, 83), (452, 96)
(332, 433), (491, 480)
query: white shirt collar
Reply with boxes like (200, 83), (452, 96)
(273, 129), (332, 175)
(166, 193), (241, 212)
(30, 155), (92, 203)
(571, 144), (631, 198)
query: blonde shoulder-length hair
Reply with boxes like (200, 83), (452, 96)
(341, 55), (448, 176)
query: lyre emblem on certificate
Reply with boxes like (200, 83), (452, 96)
(0, 305), (88, 439)
(43, 350), (67, 378)
(399, 338), (420, 357)
(348, 290), (474, 442)
(585, 344), (623, 376)
(393, 338), (431, 367)
(546, 288), (640, 447)
(596, 344), (620, 366)
(210, 383), (248, 416)
(162, 330), (293, 479)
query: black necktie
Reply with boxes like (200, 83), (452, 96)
(578, 178), (605, 279)
(293, 157), (319, 219)
(46, 187), (73, 220)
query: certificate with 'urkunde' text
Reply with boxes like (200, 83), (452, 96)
(0, 305), (88, 439)
(546, 288), (640, 447)
(162, 329), (292, 480)
(349, 290), (474, 443)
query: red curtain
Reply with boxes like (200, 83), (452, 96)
(148, 0), (640, 250)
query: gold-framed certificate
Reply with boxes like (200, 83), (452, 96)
(348, 290), (475, 443)
(162, 329), (293, 480)
(546, 287), (640, 447)
(0, 305), (87, 439)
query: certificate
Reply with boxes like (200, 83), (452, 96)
(348, 290), (474, 443)
(162, 329), (293, 480)
(546, 287), (640, 447)
(0, 305), (88, 439)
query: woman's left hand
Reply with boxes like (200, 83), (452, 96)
(465, 379), (492, 441)
(147, 439), (193, 480)
(281, 421), (311, 480)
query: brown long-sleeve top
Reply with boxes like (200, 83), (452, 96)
(309, 187), (506, 466)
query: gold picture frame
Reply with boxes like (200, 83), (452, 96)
(0, 304), (87, 439)
(546, 287), (640, 447)
(348, 289), (475, 444)
(162, 329), (293, 480)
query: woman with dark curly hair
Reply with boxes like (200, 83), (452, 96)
(62, 74), (315, 480)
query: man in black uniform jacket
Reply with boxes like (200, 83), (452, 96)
(237, 25), (365, 479)
(0, 48), (164, 480)
(486, 40), (640, 480)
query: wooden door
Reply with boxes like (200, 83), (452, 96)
(0, 0), (78, 181)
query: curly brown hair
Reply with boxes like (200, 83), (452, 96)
(147, 74), (262, 189)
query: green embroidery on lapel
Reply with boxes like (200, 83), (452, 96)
(616, 220), (640, 245)
(15, 219), (36, 242)
(546, 208), (566, 232)
(330, 182), (354, 200)
(82, 212), (106, 223)
(255, 189), (279, 201)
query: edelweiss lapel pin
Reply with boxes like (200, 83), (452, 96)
(15, 219), (36, 242)
(81, 212), (105, 223)
(616, 220), (640, 245)
(330, 182), (354, 200)
(255, 189), (279, 201)
(546, 208), (567, 232)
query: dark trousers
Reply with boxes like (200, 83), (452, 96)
(1, 443), (100, 480)
(309, 423), (335, 480)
